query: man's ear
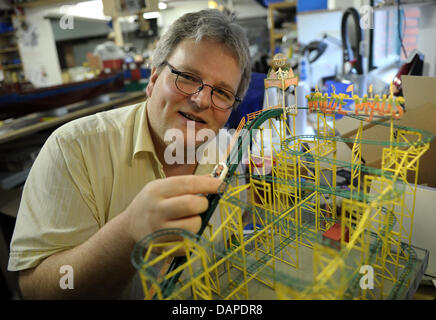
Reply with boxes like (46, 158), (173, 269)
(146, 67), (159, 97)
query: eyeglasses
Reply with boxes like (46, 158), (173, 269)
(162, 61), (241, 111)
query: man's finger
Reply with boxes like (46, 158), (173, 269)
(164, 215), (202, 235)
(152, 175), (222, 198)
(160, 194), (209, 220)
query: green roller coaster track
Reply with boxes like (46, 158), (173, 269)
(134, 105), (434, 299)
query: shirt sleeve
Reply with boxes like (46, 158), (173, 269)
(8, 129), (101, 271)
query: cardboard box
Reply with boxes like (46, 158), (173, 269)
(335, 76), (436, 188)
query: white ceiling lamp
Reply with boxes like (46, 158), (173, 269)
(158, 2), (168, 10)
(60, 0), (109, 20)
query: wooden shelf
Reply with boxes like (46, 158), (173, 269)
(0, 31), (15, 38)
(0, 15), (24, 78)
(271, 31), (286, 39)
(0, 91), (147, 144)
(14, 0), (79, 8)
(268, 1), (297, 54)
(0, 47), (18, 54)
(269, 0), (297, 10)
(1, 63), (22, 70)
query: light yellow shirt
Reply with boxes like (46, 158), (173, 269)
(8, 100), (219, 276)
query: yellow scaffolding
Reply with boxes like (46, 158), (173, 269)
(132, 54), (433, 300)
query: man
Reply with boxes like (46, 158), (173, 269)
(8, 9), (251, 299)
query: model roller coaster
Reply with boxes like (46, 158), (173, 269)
(131, 54), (434, 300)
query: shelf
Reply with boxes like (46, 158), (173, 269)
(271, 32), (286, 39)
(268, 1), (297, 10)
(13, 0), (74, 8)
(0, 91), (147, 144)
(268, 1), (297, 54)
(0, 31), (15, 38)
(0, 47), (19, 54)
(1, 63), (22, 70)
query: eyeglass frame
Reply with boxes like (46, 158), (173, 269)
(161, 61), (241, 111)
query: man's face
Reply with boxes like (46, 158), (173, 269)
(146, 38), (242, 152)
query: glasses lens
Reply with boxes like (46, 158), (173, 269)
(212, 88), (235, 110)
(172, 66), (236, 111)
(175, 73), (202, 95)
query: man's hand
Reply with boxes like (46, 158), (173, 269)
(124, 175), (223, 244)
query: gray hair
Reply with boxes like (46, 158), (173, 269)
(151, 9), (251, 106)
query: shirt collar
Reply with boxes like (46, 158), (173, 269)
(130, 100), (226, 174)
(131, 100), (156, 162)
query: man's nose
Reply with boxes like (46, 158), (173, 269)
(191, 85), (212, 110)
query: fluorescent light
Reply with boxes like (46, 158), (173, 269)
(59, 0), (109, 20)
(158, 2), (167, 10)
(143, 12), (160, 20)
